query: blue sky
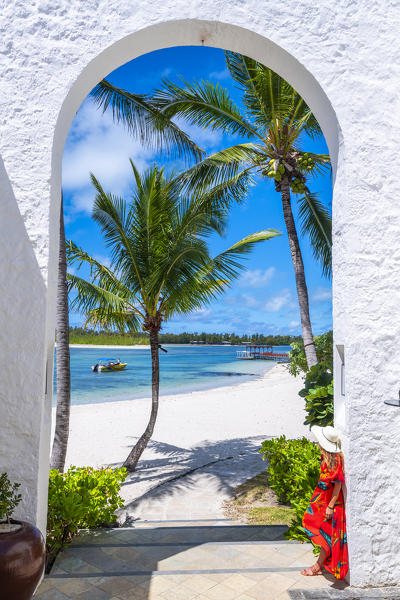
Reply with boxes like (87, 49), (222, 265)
(63, 46), (332, 336)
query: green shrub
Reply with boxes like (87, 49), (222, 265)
(299, 362), (334, 427)
(0, 473), (22, 522)
(260, 436), (320, 543)
(46, 466), (127, 571)
(287, 331), (333, 377)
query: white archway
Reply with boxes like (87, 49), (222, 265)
(2, 6), (400, 589)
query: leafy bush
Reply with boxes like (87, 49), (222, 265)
(46, 466), (127, 571)
(299, 362), (334, 427)
(287, 331), (333, 377)
(260, 436), (320, 543)
(0, 473), (22, 522)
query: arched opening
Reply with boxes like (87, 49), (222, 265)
(49, 17), (343, 441)
(37, 20), (345, 596)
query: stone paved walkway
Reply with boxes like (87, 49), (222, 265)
(36, 520), (338, 600)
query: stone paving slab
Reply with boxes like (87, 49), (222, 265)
(36, 520), (400, 599)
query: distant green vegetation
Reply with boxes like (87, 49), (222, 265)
(69, 329), (149, 345)
(69, 327), (301, 346)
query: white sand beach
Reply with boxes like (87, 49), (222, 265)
(55, 364), (309, 509)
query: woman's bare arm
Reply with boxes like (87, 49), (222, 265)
(326, 483), (341, 518)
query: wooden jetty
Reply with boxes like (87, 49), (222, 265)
(236, 344), (290, 363)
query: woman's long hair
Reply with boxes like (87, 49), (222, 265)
(320, 446), (345, 472)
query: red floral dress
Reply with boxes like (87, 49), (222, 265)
(302, 455), (348, 580)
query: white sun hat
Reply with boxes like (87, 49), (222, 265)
(311, 425), (341, 453)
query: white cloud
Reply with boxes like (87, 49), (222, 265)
(62, 100), (156, 213)
(312, 287), (332, 302)
(288, 320), (300, 328)
(161, 67), (173, 78)
(93, 254), (111, 269)
(265, 289), (292, 312)
(241, 293), (259, 308)
(209, 69), (230, 81)
(190, 308), (212, 320)
(68, 189), (96, 215)
(239, 267), (275, 288)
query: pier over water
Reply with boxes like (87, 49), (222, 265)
(236, 344), (290, 363)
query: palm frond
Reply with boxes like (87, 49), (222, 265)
(90, 79), (204, 162)
(90, 173), (147, 297)
(210, 229), (282, 279)
(66, 240), (131, 297)
(225, 52), (324, 143)
(83, 307), (141, 333)
(175, 143), (262, 197)
(225, 52), (278, 130)
(297, 192), (332, 278)
(153, 77), (261, 140)
(163, 229), (280, 316)
(191, 167), (255, 212)
(67, 272), (140, 316)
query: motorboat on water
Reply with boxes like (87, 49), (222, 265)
(91, 358), (127, 373)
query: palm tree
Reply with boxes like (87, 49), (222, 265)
(51, 196), (71, 471)
(51, 79), (205, 471)
(66, 162), (280, 471)
(151, 52), (332, 368)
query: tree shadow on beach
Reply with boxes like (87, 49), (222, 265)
(111, 435), (272, 522)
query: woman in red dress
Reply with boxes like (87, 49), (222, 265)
(301, 425), (348, 580)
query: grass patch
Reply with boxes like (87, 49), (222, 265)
(246, 506), (295, 526)
(223, 471), (294, 526)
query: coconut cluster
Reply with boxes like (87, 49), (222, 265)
(267, 159), (285, 181)
(298, 153), (314, 172)
(264, 156), (308, 194)
(290, 177), (306, 194)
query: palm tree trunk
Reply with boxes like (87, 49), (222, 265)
(280, 176), (318, 368)
(50, 197), (71, 471)
(123, 328), (160, 472)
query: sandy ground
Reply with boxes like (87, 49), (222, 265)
(55, 364), (309, 511)
(60, 363), (307, 467)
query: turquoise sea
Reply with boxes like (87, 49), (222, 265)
(54, 345), (291, 406)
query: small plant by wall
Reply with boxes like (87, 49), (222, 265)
(0, 473), (22, 525)
(46, 466), (127, 572)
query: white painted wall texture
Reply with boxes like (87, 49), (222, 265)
(1, 0), (400, 588)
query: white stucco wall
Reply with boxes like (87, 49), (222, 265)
(1, 0), (400, 588)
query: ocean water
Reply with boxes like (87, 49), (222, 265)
(54, 345), (291, 406)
